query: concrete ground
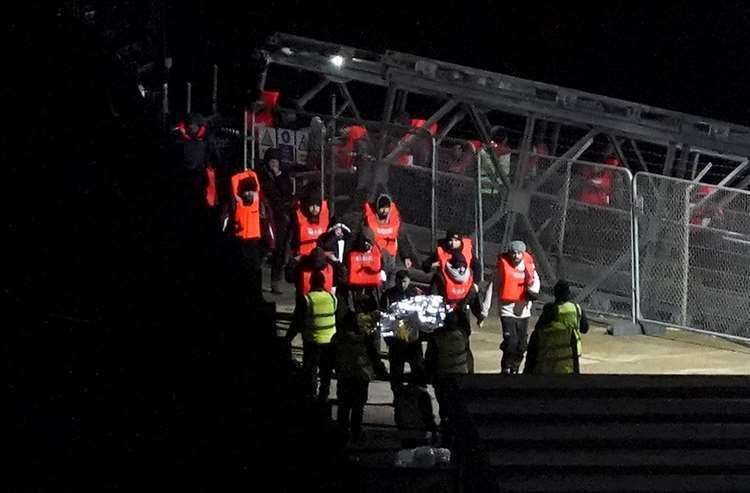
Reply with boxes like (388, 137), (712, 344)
(264, 270), (750, 466)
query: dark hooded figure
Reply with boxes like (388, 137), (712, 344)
(260, 148), (294, 294)
(171, 113), (222, 211)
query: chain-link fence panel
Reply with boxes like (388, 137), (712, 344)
(635, 173), (750, 339)
(481, 150), (634, 318)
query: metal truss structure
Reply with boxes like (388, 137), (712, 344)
(258, 33), (750, 324)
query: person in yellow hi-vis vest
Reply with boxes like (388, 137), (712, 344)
(303, 270), (337, 401)
(525, 280), (590, 375)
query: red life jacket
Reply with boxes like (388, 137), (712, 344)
(363, 202), (401, 256)
(205, 166), (217, 207)
(174, 122), (207, 141)
(496, 251), (536, 302)
(299, 263), (334, 296)
(395, 119), (439, 166)
(436, 239), (474, 303)
(337, 125), (368, 169)
(294, 200), (330, 256)
(691, 185), (724, 226)
(231, 170), (261, 240)
(579, 155), (619, 206)
(247, 90), (280, 127)
(347, 245), (382, 287)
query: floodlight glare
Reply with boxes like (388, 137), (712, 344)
(330, 55), (345, 68)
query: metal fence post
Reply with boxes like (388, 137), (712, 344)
(250, 111), (256, 170)
(476, 146), (485, 280)
(211, 64), (218, 115)
(186, 81), (192, 114)
(242, 109), (248, 171)
(431, 136), (437, 249)
(162, 82), (169, 130)
(329, 93), (337, 216)
(630, 172), (640, 324)
(557, 159), (573, 275)
(320, 125), (326, 204)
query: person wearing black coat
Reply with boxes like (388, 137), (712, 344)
(259, 148), (294, 294)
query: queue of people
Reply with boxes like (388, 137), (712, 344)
(171, 106), (591, 447)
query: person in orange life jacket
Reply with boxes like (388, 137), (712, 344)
(421, 229), (481, 281)
(230, 171), (266, 303)
(428, 251), (490, 374)
(578, 153), (620, 207)
(364, 194), (416, 289)
(285, 247), (334, 343)
(344, 227), (385, 314)
(447, 141), (477, 175)
(301, 270), (337, 402)
(485, 240), (540, 374)
(380, 270), (427, 392)
(288, 192), (329, 259)
(171, 113), (222, 211)
(259, 148), (293, 294)
(691, 185), (724, 227)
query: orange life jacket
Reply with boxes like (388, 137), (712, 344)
(347, 245), (382, 287)
(299, 263), (334, 296)
(174, 122), (207, 141)
(231, 170), (261, 240)
(247, 90), (280, 127)
(337, 125), (368, 169)
(496, 251), (536, 302)
(436, 239), (474, 303)
(294, 200), (330, 255)
(205, 166), (217, 207)
(363, 202), (401, 256)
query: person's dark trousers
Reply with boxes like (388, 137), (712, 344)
(386, 339), (426, 391)
(239, 238), (263, 302)
(336, 377), (369, 441)
(433, 375), (460, 439)
(500, 316), (530, 373)
(302, 341), (334, 401)
(269, 216), (289, 283)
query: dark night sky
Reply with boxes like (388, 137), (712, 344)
(173, 1), (750, 125)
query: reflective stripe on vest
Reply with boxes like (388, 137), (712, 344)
(436, 240), (474, 303)
(363, 202), (400, 256)
(496, 251), (535, 302)
(305, 291), (337, 343)
(347, 245), (382, 287)
(534, 302), (581, 375)
(299, 263), (334, 296)
(295, 200), (329, 255)
(231, 170), (261, 240)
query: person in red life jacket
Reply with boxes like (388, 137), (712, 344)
(288, 192), (330, 259)
(259, 148), (294, 294)
(690, 185), (725, 227)
(284, 247), (335, 344)
(447, 141), (477, 175)
(343, 227), (385, 313)
(336, 125), (369, 169)
(578, 153), (620, 207)
(171, 112), (223, 211)
(246, 89), (280, 128)
(484, 240), (540, 374)
(363, 194), (416, 289)
(229, 168), (265, 303)
(422, 230), (481, 282)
